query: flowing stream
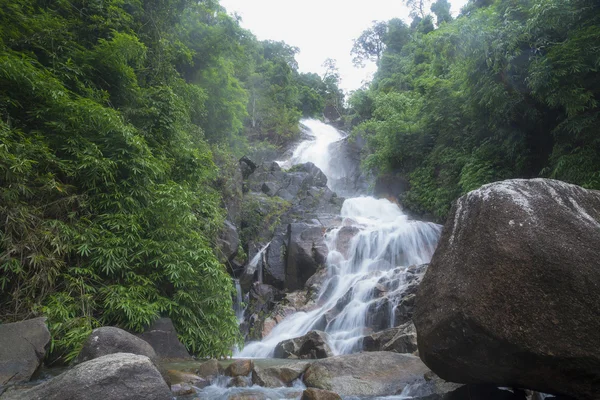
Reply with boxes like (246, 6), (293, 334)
(237, 119), (442, 358)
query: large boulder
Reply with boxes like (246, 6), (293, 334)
(274, 331), (333, 359)
(285, 223), (327, 291)
(0, 318), (50, 386)
(303, 352), (429, 397)
(414, 179), (600, 399)
(1, 353), (171, 400)
(74, 326), (156, 364)
(138, 318), (191, 360)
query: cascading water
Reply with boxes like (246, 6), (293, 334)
(233, 279), (245, 323)
(237, 119), (442, 358)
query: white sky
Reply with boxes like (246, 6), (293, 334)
(219, 0), (468, 93)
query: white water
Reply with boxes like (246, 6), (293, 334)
(278, 119), (344, 190)
(248, 242), (270, 284)
(237, 119), (442, 358)
(233, 279), (245, 323)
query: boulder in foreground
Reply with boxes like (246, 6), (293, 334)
(1, 353), (171, 400)
(303, 351), (428, 396)
(138, 318), (191, 360)
(414, 179), (600, 399)
(75, 326), (156, 364)
(0, 318), (50, 386)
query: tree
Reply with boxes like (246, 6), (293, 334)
(351, 21), (388, 67)
(406, 0), (432, 18)
(431, 0), (453, 25)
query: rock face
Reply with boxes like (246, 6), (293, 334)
(1, 353), (171, 400)
(274, 331), (333, 359)
(285, 223), (327, 291)
(75, 326), (156, 364)
(138, 318), (191, 360)
(362, 321), (418, 354)
(217, 219), (240, 262)
(303, 351), (429, 396)
(414, 179), (600, 399)
(0, 318), (50, 386)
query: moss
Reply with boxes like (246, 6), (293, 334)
(240, 194), (291, 245)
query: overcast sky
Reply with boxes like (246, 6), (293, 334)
(218, 0), (468, 93)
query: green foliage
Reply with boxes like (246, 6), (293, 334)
(0, 0), (246, 361)
(352, 0), (600, 221)
(241, 194), (291, 245)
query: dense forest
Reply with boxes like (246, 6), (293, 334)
(349, 0), (600, 221)
(1, 0), (599, 363)
(0, 0), (340, 361)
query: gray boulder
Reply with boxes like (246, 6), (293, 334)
(303, 351), (429, 396)
(415, 179), (600, 400)
(75, 326), (156, 364)
(264, 230), (287, 289)
(1, 353), (171, 400)
(285, 223), (327, 291)
(139, 318), (191, 360)
(362, 321), (418, 354)
(0, 318), (50, 386)
(216, 219), (239, 262)
(274, 331), (333, 359)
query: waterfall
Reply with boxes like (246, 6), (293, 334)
(233, 279), (245, 323)
(237, 119), (442, 358)
(248, 242), (270, 284)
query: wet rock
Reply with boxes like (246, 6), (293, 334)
(225, 359), (254, 377)
(334, 226), (360, 257)
(394, 293), (416, 326)
(228, 376), (250, 388)
(239, 156), (257, 179)
(264, 230), (287, 289)
(274, 331), (333, 359)
(245, 283), (285, 340)
(194, 359), (223, 380)
(227, 392), (268, 400)
(286, 223), (327, 291)
(261, 362), (310, 384)
(166, 370), (207, 387)
(217, 220), (240, 262)
(415, 179), (600, 400)
(171, 383), (195, 396)
(1, 353), (171, 400)
(0, 317), (50, 386)
(290, 162), (328, 188)
(301, 387), (342, 400)
(251, 366), (285, 388)
(75, 326), (156, 365)
(139, 318), (191, 360)
(303, 352), (429, 397)
(362, 321), (418, 354)
(366, 297), (391, 331)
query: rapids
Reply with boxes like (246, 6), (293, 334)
(237, 119), (442, 358)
